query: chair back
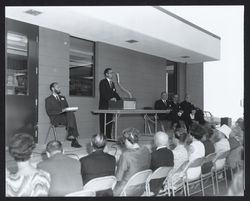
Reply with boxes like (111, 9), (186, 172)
(147, 166), (172, 181)
(83, 176), (117, 192)
(214, 150), (230, 161)
(204, 152), (217, 163)
(120, 169), (152, 196)
(65, 190), (95, 197)
(186, 157), (204, 169)
(174, 160), (189, 174)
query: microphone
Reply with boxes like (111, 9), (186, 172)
(116, 73), (132, 98)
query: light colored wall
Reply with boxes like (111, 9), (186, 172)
(95, 42), (166, 135)
(186, 62), (204, 109)
(37, 28), (166, 144)
(177, 63), (186, 101)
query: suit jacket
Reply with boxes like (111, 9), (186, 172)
(37, 153), (83, 196)
(80, 150), (116, 185)
(99, 78), (121, 109)
(180, 100), (195, 121)
(45, 94), (68, 125)
(154, 99), (171, 120)
(150, 147), (174, 171)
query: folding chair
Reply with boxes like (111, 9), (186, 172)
(166, 160), (189, 196)
(183, 157), (205, 196)
(120, 169), (152, 196)
(83, 176), (117, 193)
(45, 123), (66, 143)
(65, 190), (95, 197)
(145, 166), (173, 196)
(201, 152), (217, 195)
(212, 150), (230, 194)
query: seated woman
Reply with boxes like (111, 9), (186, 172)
(158, 128), (189, 195)
(200, 128), (215, 174)
(212, 125), (231, 170)
(186, 123), (205, 181)
(193, 109), (215, 131)
(113, 128), (151, 196)
(6, 133), (51, 197)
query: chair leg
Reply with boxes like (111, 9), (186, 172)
(224, 167), (228, 188)
(215, 171), (219, 195)
(201, 177), (205, 196)
(45, 125), (52, 143)
(211, 173), (216, 195)
(51, 126), (57, 140)
(186, 180), (190, 196)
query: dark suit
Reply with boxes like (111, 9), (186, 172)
(45, 94), (79, 138)
(168, 101), (181, 127)
(150, 147), (174, 195)
(99, 78), (121, 138)
(80, 150), (116, 185)
(37, 153), (83, 196)
(179, 100), (195, 130)
(154, 99), (171, 121)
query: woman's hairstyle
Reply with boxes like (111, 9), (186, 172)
(120, 127), (139, 144)
(175, 127), (188, 144)
(8, 133), (36, 162)
(189, 123), (206, 140)
(194, 109), (206, 125)
(91, 134), (106, 150)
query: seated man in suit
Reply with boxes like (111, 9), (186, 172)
(45, 82), (81, 148)
(80, 134), (116, 185)
(150, 131), (174, 195)
(37, 140), (83, 196)
(154, 91), (172, 132)
(168, 94), (182, 129)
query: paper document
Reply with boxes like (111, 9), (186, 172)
(62, 107), (79, 112)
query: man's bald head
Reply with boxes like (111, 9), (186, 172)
(154, 131), (169, 148)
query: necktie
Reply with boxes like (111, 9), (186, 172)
(109, 81), (112, 88)
(56, 95), (60, 101)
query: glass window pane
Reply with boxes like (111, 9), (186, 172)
(6, 32), (29, 96)
(69, 37), (95, 96)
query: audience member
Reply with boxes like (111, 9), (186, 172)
(149, 131), (174, 195)
(80, 134), (116, 186)
(158, 128), (189, 196)
(45, 82), (81, 148)
(227, 118), (244, 170)
(200, 128), (215, 174)
(37, 140), (83, 196)
(150, 131), (174, 171)
(186, 123), (205, 180)
(154, 92), (172, 132)
(6, 133), (51, 197)
(213, 125), (231, 170)
(113, 128), (151, 196)
(179, 94), (196, 131)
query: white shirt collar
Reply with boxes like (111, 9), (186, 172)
(156, 145), (167, 150)
(106, 78), (112, 82)
(52, 93), (58, 98)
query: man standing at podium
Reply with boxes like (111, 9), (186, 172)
(99, 68), (121, 139)
(45, 82), (82, 148)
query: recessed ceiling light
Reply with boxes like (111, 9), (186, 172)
(24, 9), (42, 16)
(126, 40), (138, 43)
(180, 56), (190, 58)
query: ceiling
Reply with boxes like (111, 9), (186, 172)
(5, 6), (221, 64)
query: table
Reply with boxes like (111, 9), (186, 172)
(92, 109), (170, 140)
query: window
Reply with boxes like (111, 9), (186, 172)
(6, 32), (29, 95)
(69, 37), (95, 96)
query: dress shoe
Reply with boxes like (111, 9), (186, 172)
(71, 139), (82, 148)
(66, 135), (75, 141)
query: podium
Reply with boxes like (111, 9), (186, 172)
(109, 98), (136, 109)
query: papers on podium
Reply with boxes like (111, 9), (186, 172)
(62, 107), (78, 113)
